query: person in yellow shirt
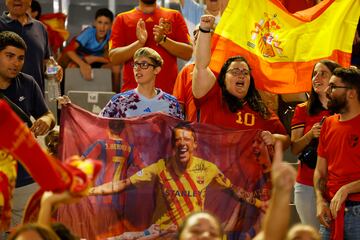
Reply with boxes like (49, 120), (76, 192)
(89, 122), (265, 230)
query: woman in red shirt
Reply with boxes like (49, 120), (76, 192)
(290, 59), (341, 229)
(193, 15), (289, 148)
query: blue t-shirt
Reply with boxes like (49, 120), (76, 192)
(0, 73), (50, 187)
(181, 0), (204, 37)
(76, 26), (111, 56)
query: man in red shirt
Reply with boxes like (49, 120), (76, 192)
(109, 0), (193, 94)
(314, 67), (360, 239)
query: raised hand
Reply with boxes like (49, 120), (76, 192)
(261, 130), (275, 146)
(199, 15), (216, 31)
(136, 18), (148, 45)
(271, 141), (296, 193)
(153, 18), (166, 43)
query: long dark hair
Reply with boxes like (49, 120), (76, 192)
(307, 60), (341, 115)
(218, 56), (270, 119)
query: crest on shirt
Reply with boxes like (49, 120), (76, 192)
(348, 134), (359, 148)
(196, 176), (204, 184)
(162, 19), (172, 35)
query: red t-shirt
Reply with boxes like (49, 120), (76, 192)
(172, 63), (197, 122)
(291, 102), (330, 186)
(109, 7), (191, 94)
(196, 83), (287, 134)
(318, 113), (360, 201)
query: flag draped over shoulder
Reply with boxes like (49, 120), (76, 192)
(57, 104), (272, 240)
(210, 0), (360, 94)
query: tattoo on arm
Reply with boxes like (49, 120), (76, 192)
(316, 177), (327, 194)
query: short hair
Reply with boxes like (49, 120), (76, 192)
(51, 223), (79, 240)
(108, 119), (126, 135)
(333, 67), (360, 101)
(134, 47), (164, 67)
(0, 31), (27, 52)
(171, 121), (197, 145)
(95, 8), (114, 22)
(8, 223), (60, 240)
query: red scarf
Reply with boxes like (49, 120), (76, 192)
(327, 181), (360, 239)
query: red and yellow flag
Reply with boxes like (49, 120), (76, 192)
(0, 100), (102, 230)
(40, 13), (70, 53)
(210, 0), (360, 93)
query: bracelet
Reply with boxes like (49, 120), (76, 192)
(199, 26), (212, 33)
(160, 35), (167, 44)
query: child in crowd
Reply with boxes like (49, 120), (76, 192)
(59, 8), (121, 92)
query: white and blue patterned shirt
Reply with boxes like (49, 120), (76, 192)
(100, 88), (184, 119)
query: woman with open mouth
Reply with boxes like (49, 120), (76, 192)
(193, 14), (290, 150)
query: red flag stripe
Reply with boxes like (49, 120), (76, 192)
(183, 171), (203, 207)
(159, 171), (181, 226)
(210, 34), (352, 94)
(167, 165), (195, 212)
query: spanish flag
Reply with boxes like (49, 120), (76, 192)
(40, 13), (70, 54)
(210, 0), (360, 94)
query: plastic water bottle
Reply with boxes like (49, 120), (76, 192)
(46, 57), (60, 101)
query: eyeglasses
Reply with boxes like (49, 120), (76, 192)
(132, 61), (156, 70)
(226, 68), (250, 77)
(327, 83), (352, 92)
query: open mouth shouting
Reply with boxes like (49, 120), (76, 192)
(177, 145), (189, 162)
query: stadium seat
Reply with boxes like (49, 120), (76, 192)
(67, 90), (115, 114)
(64, 68), (113, 95)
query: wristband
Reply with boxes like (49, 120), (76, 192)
(144, 229), (151, 236)
(160, 35), (167, 44)
(199, 26), (212, 33)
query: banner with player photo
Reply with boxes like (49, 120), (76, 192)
(57, 104), (272, 240)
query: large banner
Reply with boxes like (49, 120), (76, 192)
(210, 0), (359, 94)
(57, 104), (272, 240)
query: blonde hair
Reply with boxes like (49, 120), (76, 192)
(134, 47), (163, 67)
(286, 224), (320, 240)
